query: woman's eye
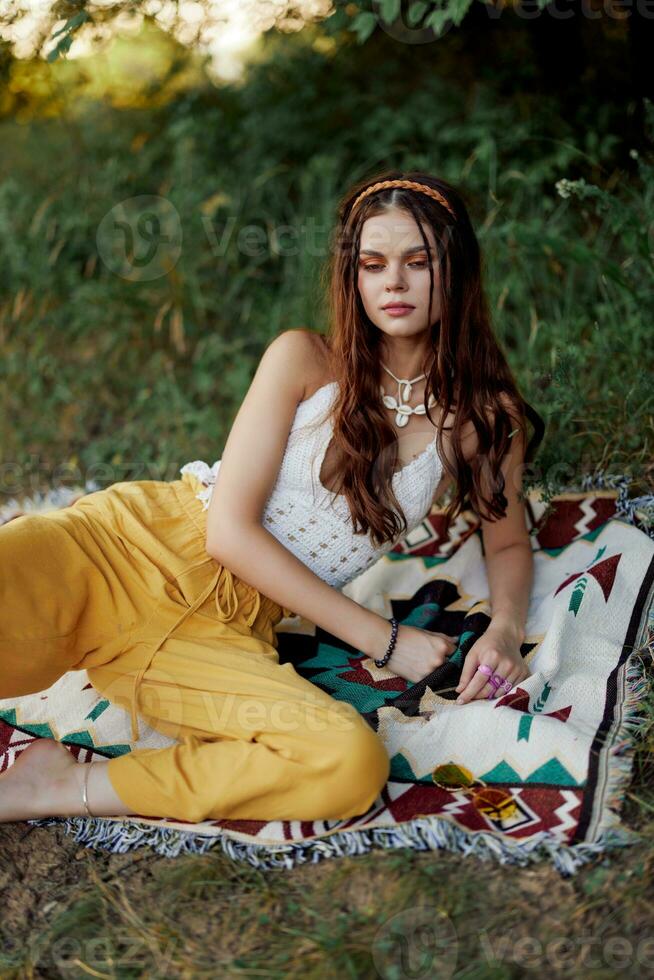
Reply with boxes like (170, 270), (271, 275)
(362, 260), (427, 271)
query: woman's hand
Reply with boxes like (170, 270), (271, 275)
(454, 623), (530, 704)
(380, 624), (459, 684)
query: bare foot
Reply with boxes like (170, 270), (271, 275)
(0, 738), (78, 822)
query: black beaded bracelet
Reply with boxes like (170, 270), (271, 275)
(374, 616), (399, 668)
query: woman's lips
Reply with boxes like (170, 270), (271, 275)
(383, 305), (415, 317)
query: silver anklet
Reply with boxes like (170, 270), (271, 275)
(82, 762), (94, 817)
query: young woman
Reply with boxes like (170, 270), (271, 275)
(0, 170), (544, 825)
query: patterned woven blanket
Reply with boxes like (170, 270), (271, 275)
(1, 473), (653, 877)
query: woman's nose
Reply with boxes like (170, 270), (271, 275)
(385, 266), (408, 289)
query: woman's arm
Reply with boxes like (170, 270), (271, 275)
(485, 542), (532, 643)
(455, 400), (534, 702)
(205, 329), (392, 661)
(479, 394), (533, 636)
(209, 521), (392, 660)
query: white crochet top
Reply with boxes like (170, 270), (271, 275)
(180, 381), (444, 590)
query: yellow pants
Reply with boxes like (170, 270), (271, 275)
(0, 472), (390, 823)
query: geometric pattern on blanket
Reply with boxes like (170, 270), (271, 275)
(1, 478), (653, 877)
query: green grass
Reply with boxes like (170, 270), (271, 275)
(0, 26), (653, 507)
(2, 711), (654, 980)
(1, 662), (654, 978)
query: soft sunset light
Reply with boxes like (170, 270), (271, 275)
(0, 0), (333, 82)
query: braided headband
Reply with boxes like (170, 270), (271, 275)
(350, 179), (456, 219)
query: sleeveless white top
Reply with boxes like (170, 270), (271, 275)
(180, 381), (444, 590)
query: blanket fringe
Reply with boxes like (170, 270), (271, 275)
(594, 622), (654, 838)
(573, 469), (654, 539)
(25, 811), (638, 878)
(23, 469), (654, 876)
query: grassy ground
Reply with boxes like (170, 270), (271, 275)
(1, 685), (654, 979)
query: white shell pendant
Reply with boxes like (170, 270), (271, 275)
(381, 389), (437, 426)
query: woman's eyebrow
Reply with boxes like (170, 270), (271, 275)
(359, 245), (433, 257)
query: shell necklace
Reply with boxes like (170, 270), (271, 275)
(380, 361), (437, 428)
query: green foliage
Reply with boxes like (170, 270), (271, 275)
(1, 0), (568, 66)
(351, 11), (378, 43)
(0, 20), (652, 503)
(327, 0), (557, 43)
(46, 10), (90, 63)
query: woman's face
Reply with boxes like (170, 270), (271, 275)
(356, 207), (442, 338)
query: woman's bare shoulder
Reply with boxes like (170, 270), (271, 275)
(290, 329), (335, 401)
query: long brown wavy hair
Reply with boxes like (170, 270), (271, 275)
(310, 168), (545, 550)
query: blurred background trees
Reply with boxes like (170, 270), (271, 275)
(0, 0), (652, 502)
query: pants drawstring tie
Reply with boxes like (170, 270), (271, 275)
(129, 559), (264, 743)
